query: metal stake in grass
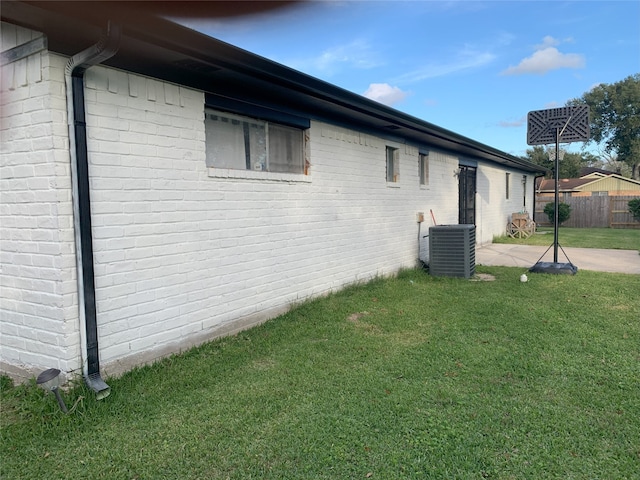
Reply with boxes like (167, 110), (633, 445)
(36, 368), (68, 413)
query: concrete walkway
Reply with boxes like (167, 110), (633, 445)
(476, 243), (640, 274)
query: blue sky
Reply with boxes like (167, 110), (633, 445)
(181, 1), (639, 158)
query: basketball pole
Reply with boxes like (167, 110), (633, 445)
(553, 127), (560, 263)
(553, 117), (572, 263)
(527, 105), (588, 275)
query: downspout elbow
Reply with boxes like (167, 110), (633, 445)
(65, 23), (121, 79)
(65, 22), (121, 400)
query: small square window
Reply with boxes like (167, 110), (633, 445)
(386, 146), (399, 183)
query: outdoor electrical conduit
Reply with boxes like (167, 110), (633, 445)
(65, 21), (121, 399)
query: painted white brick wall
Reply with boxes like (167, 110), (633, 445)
(413, 150), (459, 262)
(476, 163), (533, 244)
(1, 25), (79, 379)
(83, 65), (453, 371)
(1, 27), (538, 379)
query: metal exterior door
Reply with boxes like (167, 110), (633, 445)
(458, 165), (476, 225)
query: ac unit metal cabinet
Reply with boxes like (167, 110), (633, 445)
(428, 224), (476, 278)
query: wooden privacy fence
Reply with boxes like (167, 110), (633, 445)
(534, 195), (640, 229)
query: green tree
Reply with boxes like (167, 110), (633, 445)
(600, 153), (633, 177)
(567, 74), (640, 179)
(522, 146), (551, 175)
(521, 146), (599, 179)
(629, 198), (640, 222)
(543, 202), (571, 225)
(562, 152), (591, 178)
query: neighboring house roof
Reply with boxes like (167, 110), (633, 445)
(579, 167), (617, 178)
(537, 178), (594, 193)
(537, 174), (640, 193)
(1, 1), (546, 175)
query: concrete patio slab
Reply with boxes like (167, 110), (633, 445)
(476, 243), (640, 274)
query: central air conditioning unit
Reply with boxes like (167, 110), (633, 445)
(428, 224), (476, 278)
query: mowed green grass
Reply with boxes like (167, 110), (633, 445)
(494, 227), (640, 251)
(2, 267), (639, 479)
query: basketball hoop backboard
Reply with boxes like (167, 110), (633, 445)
(527, 105), (589, 145)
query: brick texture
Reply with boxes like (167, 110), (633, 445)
(82, 66), (460, 371)
(1, 25), (79, 379)
(1, 22), (536, 380)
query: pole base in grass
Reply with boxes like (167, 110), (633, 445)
(529, 262), (578, 275)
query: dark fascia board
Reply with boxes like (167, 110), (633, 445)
(205, 94), (311, 130)
(2, 1), (546, 174)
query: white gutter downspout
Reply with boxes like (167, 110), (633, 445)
(65, 22), (121, 399)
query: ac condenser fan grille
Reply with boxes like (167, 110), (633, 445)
(428, 225), (475, 278)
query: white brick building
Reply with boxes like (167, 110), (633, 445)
(1, 3), (544, 390)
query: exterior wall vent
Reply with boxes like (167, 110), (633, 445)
(428, 224), (476, 278)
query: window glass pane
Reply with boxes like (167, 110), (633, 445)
(247, 121), (267, 171)
(268, 124), (303, 173)
(506, 172), (510, 199)
(386, 147), (398, 182)
(420, 154), (429, 185)
(205, 109), (305, 174)
(393, 149), (399, 180)
(205, 114), (246, 169)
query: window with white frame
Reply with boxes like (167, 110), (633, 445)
(205, 109), (305, 174)
(419, 153), (429, 186)
(386, 146), (399, 183)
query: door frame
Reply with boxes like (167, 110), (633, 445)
(458, 165), (477, 225)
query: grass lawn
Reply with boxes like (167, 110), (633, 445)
(2, 267), (639, 479)
(494, 227), (640, 251)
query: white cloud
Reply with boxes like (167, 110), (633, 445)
(498, 116), (526, 128)
(535, 35), (560, 49)
(501, 37), (585, 75)
(290, 39), (382, 76)
(363, 83), (409, 106)
(392, 50), (496, 84)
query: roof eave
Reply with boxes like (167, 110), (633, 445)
(2, 0), (546, 174)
